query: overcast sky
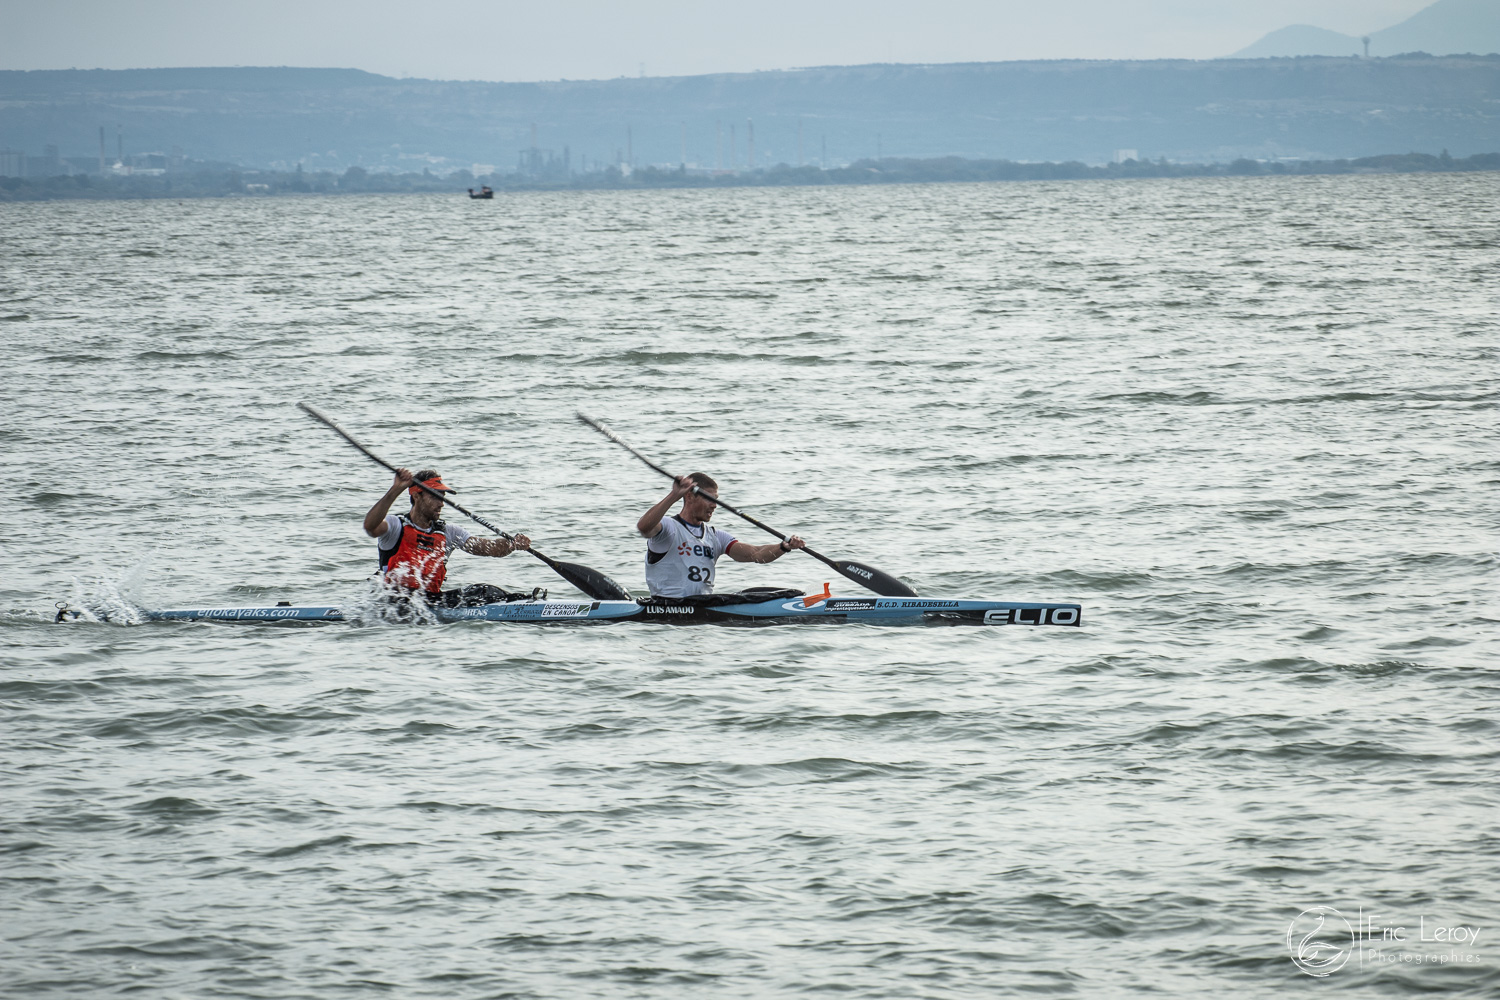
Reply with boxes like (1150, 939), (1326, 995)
(3, 0), (1435, 81)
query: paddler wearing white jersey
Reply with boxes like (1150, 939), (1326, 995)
(637, 472), (806, 598)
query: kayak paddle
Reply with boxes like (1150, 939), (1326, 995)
(577, 412), (918, 598)
(299, 403), (633, 601)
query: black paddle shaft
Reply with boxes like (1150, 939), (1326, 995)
(576, 412), (918, 597)
(298, 403), (633, 601)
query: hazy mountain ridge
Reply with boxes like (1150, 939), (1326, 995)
(3, 56), (1497, 173)
(1234, 26), (1365, 59)
(1233, 0), (1500, 58)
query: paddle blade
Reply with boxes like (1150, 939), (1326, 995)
(548, 559), (635, 602)
(834, 559), (918, 597)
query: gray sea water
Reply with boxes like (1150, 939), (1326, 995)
(2, 174), (1497, 998)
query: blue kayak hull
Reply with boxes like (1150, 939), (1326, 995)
(134, 596), (1081, 627)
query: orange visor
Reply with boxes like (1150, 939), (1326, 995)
(409, 476), (456, 497)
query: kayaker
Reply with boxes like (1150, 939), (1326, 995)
(637, 473), (805, 597)
(364, 468), (532, 606)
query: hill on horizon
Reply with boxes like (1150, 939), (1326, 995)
(1234, 25), (1364, 59)
(3, 57), (1498, 174)
(1232, 0), (1500, 58)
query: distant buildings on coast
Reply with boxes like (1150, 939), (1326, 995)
(0, 118), (804, 186)
(0, 126), (189, 180)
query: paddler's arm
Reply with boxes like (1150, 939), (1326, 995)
(363, 468), (414, 537)
(726, 535), (806, 564)
(636, 475), (695, 537)
(464, 534), (531, 558)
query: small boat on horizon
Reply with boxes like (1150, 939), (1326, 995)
(467, 186), (494, 199)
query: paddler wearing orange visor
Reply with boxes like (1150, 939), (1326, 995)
(363, 468), (531, 606)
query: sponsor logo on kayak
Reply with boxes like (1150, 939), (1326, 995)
(540, 604), (590, 617)
(779, 599), (821, 611)
(825, 599), (877, 611)
(898, 600), (959, 608)
(644, 605), (696, 615)
(196, 607), (310, 619)
(982, 607), (1081, 626)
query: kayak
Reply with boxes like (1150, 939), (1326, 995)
(84, 594), (1082, 627)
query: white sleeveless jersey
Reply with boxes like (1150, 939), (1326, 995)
(645, 515), (737, 597)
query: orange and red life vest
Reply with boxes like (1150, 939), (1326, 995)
(378, 515), (451, 594)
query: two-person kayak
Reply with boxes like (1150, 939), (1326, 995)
(65, 589), (1082, 628)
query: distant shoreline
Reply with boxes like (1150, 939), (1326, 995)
(3, 151), (1496, 202)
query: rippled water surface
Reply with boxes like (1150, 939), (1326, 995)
(3, 175), (1498, 997)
